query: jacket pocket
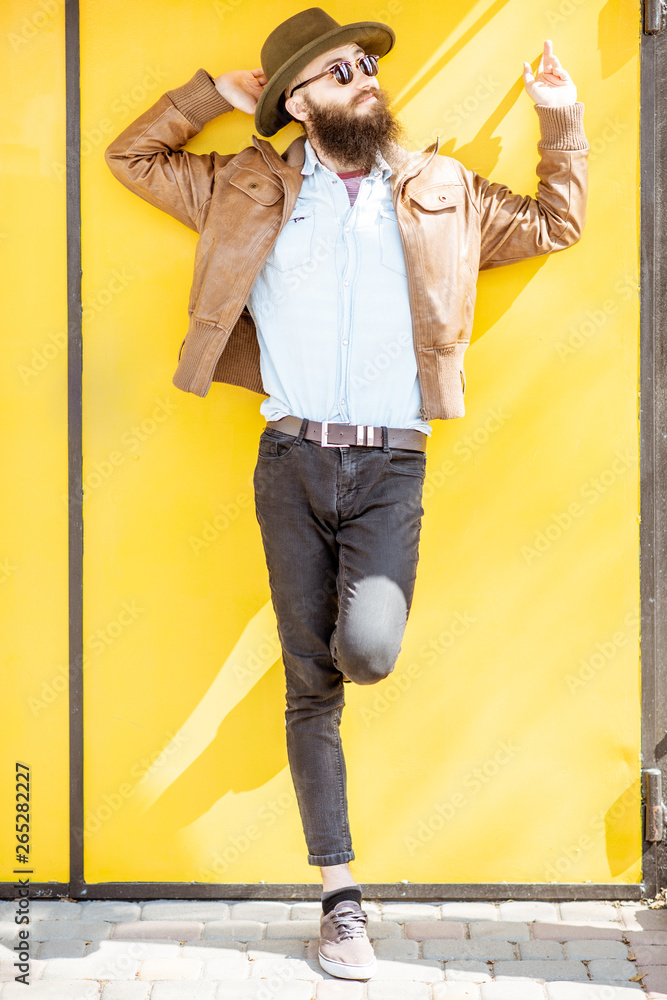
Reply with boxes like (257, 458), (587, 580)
(228, 167), (283, 206)
(408, 183), (466, 213)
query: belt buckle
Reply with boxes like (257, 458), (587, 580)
(321, 421), (349, 448)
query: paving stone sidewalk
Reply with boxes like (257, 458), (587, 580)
(1, 898), (667, 999)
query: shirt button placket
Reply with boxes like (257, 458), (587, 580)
(339, 213), (354, 422)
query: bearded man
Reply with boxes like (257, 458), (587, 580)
(105, 6), (588, 981)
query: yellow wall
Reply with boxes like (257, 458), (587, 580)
(2, 0), (641, 888)
(1, 0), (70, 884)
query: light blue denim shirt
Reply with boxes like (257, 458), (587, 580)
(246, 139), (431, 436)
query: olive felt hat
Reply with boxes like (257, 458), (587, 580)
(254, 7), (395, 138)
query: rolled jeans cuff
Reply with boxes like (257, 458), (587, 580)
(308, 850), (355, 866)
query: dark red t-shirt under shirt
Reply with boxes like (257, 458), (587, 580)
(337, 169), (367, 207)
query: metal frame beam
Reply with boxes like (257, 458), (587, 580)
(639, 4), (667, 901)
(0, 883), (644, 901)
(65, 0), (85, 899)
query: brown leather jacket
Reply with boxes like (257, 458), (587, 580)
(104, 68), (589, 420)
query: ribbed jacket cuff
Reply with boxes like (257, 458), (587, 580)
(166, 68), (233, 131)
(535, 101), (589, 150)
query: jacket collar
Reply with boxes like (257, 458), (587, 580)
(390, 138), (441, 199)
(251, 133), (307, 171)
(300, 139), (392, 181)
(250, 132), (441, 212)
(251, 133), (439, 184)
(252, 135), (305, 216)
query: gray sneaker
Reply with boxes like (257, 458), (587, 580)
(318, 899), (376, 980)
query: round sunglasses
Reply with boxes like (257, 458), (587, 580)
(288, 54), (380, 98)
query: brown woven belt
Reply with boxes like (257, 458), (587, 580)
(266, 415), (427, 452)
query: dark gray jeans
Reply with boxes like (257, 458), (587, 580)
(253, 419), (426, 866)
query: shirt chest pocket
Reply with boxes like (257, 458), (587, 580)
(378, 206), (407, 276)
(265, 205), (316, 272)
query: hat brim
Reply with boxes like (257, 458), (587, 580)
(255, 21), (395, 138)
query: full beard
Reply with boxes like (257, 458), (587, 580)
(302, 87), (407, 173)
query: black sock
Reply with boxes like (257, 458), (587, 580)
(321, 885), (362, 915)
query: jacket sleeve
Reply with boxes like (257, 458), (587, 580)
(470, 102), (589, 270)
(104, 68), (236, 233)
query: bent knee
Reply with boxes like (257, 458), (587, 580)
(336, 638), (399, 685)
(335, 575), (409, 684)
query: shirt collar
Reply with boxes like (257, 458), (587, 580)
(302, 139), (392, 181)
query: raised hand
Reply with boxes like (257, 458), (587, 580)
(213, 68), (267, 115)
(523, 40), (577, 107)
